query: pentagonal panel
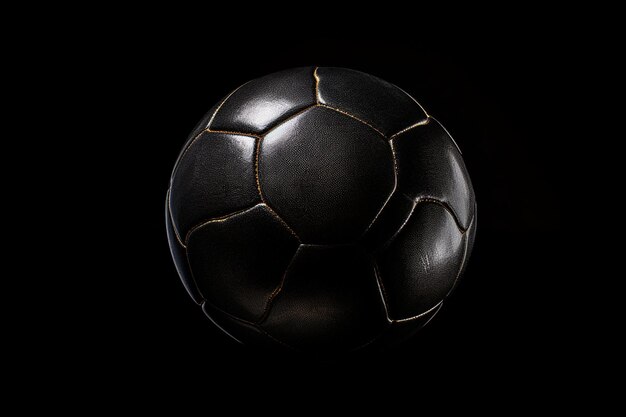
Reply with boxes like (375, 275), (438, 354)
(392, 119), (475, 229)
(376, 202), (465, 320)
(186, 204), (299, 322)
(259, 106), (394, 244)
(210, 67), (316, 134)
(262, 245), (386, 351)
(316, 67), (428, 137)
(169, 132), (259, 240)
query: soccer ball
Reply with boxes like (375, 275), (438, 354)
(166, 67), (476, 353)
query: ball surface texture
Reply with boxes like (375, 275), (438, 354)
(166, 67), (476, 353)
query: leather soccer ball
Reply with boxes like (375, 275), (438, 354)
(166, 67), (476, 353)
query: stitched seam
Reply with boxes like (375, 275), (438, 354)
(254, 144), (301, 241)
(420, 303), (443, 327)
(447, 227), (470, 297)
(262, 204), (301, 242)
(256, 327), (296, 350)
(254, 137), (266, 203)
(166, 189), (186, 248)
(256, 245), (301, 324)
(318, 104), (386, 139)
(403, 194), (469, 233)
(185, 251), (205, 302)
(169, 129), (260, 246)
(205, 129), (260, 138)
(180, 128), (256, 161)
(361, 141), (398, 238)
(379, 199), (418, 251)
(351, 325), (391, 352)
(395, 84), (430, 118)
(204, 299), (294, 350)
(203, 298), (296, 350)
(373, 262), (392, 323)
(375, 257), (445, 323)
(203, 300), (296, 350)
(207, 81), (249, 130)
(202, 299), (257, 326)
(175, 131), (213, 174)
(388, 117), (430, 140)
(393, 300), (444, 323)
(174, 129), (259, 193)
(375, 204), (473, 322)
(299, 243), (353, 248)
(184, 204), (262, 245)
(391, 139), (399, 182)
(313, 66), (320, 104)
(205, 314), (244, 344)
(261, 104), (317, 136)
(430, 116), (463, 154)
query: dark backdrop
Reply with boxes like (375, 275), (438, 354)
(94, 38), (571, 396)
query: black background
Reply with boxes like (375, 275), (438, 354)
(85, 37), (575, 396)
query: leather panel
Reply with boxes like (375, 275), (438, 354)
(202, 301), (293, 352)
(366, 304), (442, 350)
(392, 119), (475, 228)
(169, 132), (259, 239)
(186, 205), (299, 322)
(165, 192), (203, 304)
(262, 245), (386, 352)
(362, 193), (415, 254)
(316, 67), (427, 137)
(210, 67), (316, 134)
(376, 203), (465, 320)
(260, 106), (394, 244)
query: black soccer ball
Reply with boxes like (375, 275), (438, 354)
(166, 67), (476, 353)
